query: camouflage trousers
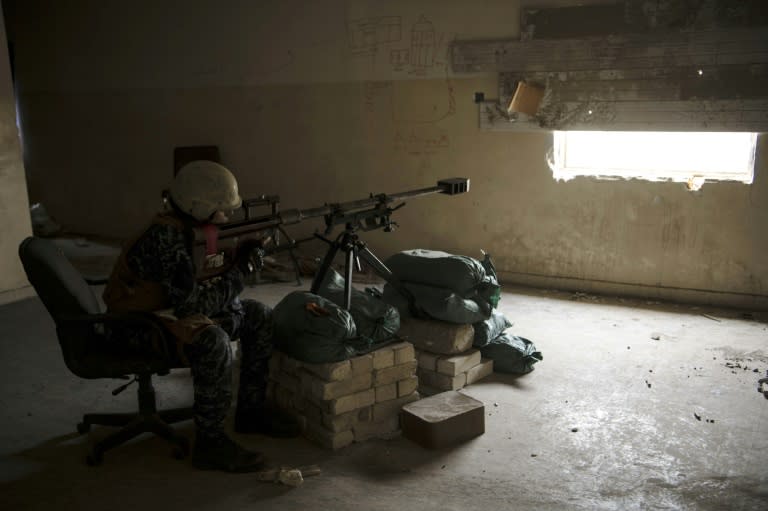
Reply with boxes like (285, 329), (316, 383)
(178, 299), (275, 439)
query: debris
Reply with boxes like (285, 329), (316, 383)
(254, 465), (321, 487)
(493, 402), (499, 407)
(627, 346), (631, 350)
(645, 380), (652, 388)
(530, 454), (538, 457)
(650, 333), (661, 340)
(694, 412), (701, 421)
(441, 465), (446, 469)
(571, 427), (579, 433)
(701, 313), (721, 322)
(741, 312), (754, 320)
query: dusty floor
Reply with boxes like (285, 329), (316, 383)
(0, 239), (767, 510)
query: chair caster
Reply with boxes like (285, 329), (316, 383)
(86, 448), (103, 466)
(172, 438), (190, 460)
(77, 422), (90, 434)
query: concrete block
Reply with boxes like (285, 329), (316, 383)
(436, 349), (482, 376)
(372, 346), (395, 369)
(398, 318), (474, 355)
(466, 358), (494, 384)
(305, 422), (354, 450)
(307, 371), (372, 401)
(374, 360), (417, 386)
(352, 415), (401, 442)
(350, 353), (373, 375)
(329, 388), (376, 415)
(417, 368), (466, 391)
(302, 359), (352, 382)
(372, 391), (420, 422)
(401, 391), (485, 449)
(416, 350), (439, 371)
(397, 376), (419, 397)
(375, 383), (398, 402)
(392, 341), (416, 365)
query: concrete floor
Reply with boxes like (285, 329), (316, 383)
(1, 244), (767, 510)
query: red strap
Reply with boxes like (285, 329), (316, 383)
(202, 224), (219, 255)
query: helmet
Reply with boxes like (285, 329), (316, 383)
(169, 160), (242, 221)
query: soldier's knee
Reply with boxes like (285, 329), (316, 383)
(188, 325), (232, 358)
(242, 300), (273, 325)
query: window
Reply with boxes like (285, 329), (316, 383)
(549, 131), (758, 190)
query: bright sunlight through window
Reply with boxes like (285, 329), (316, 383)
(549, 131), (757, 190)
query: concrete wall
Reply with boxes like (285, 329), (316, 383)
(6, 0), (767, 308)
(0, 3), (32, 303)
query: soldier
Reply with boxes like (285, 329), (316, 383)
(103, 160), (300, 472)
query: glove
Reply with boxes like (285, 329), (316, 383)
(235, 239), (266, 275)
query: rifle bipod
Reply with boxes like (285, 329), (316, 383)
(309, 224), (416, 312)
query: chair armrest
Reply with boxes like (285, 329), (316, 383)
(57, 312), (172, 362)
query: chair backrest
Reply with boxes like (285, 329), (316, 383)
(18, 237), (101, 320)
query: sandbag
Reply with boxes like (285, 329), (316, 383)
(385, 249), (501, 312)
(382, 281), (489, 324)
(316, 269), (400, 344)
(480, 333), (542, 374)
(473, 310), (512, 347)
(272, 291), (367, 364)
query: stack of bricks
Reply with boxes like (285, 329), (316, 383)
(267, 341), (420, 450)
(398, 317), (494, 395)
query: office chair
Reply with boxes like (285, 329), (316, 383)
(18, 237), (193, 465)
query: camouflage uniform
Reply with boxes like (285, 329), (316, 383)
(113, 220), (274, 440)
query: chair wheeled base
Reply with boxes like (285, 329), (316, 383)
(77, 373), (193, 466)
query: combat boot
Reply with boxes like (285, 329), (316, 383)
(191, 434), (266, 472)
(234, 403), (303, 438)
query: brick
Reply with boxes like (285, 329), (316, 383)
(329, 388), (375, 415)
(280, 353), (303, 375)
(436, 349), (482, 376)
(372, 391), (420, 422)
(350, 353), (373, 374)
(397, 376), (419, 397)
(307, 371), (372, 401)
(372, 346), (395, 369)
(302, 359), (352, 382)
(374, 360), (417, 386)
(305, 422), (354, 450)
(274, 386), (297, 411)
(352, 416), (401, 442)
(399, 318), (474, 355)
(268, 352), (281, 375)
(322, 409), (360, 433)
(417, 368), (466, 391)
(392, 341), (416, 365)
(416, 351), (439, 371)
(303, 401), (324, 425)
(375, 383), (398, 402)
(271, 370), (300, 394)
(466, 358), (494, 385)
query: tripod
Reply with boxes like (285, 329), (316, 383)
(310, 223), (415, 312)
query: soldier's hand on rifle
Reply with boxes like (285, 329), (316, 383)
(236, 239), (266, 275)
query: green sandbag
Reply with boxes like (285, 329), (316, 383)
(480, 332), (542, 374)
(382, 281), (490, 324)
(316, 269), (400, 344)
(272, 291), (368, 364)
(473, 310), (513, 347)
(386, 249), (501, 311)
